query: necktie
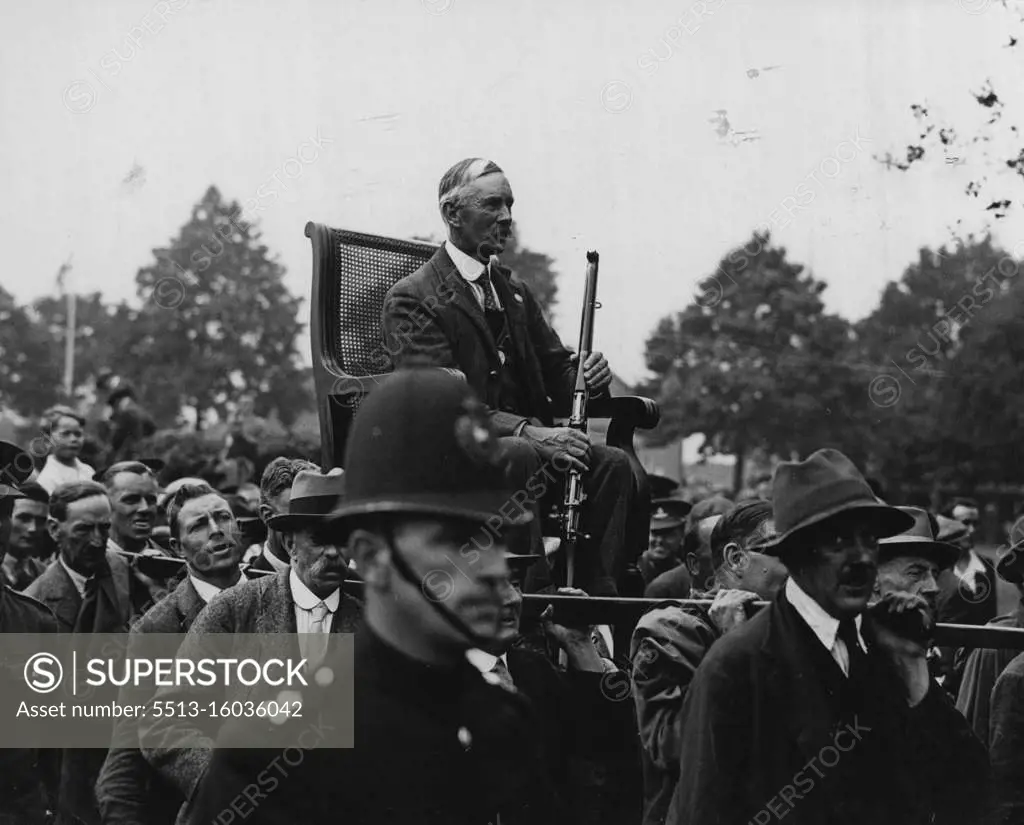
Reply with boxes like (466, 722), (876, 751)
(477, 266), (499, 313)
(305, 602), (331, 669)
(489, 658), (515, 691)
(74, 561), (123, 634)
(837, 618), (866, 679)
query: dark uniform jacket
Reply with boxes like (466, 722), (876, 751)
(630, 603), (719, 825)
(0, 585), (60, 825)
(667, 589), (989, 825)
(139, 570), (362, 812)
(506, 644), (641, 825)
(190, 628), (565, 825)
(382, 246), (581, 436)
(95, 576), (208, 825)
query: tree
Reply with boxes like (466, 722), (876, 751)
(413, 221), (560, 317)
(639, 232), (861, 494)
(853, 237), (1017, 497)
(121, 186), (308, 429)
(0, 286), (62, 416)
(33, 292), (135, 399)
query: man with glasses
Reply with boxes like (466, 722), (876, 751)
(667, 449), (987, 825)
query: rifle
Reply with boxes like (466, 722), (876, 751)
(561, 251), (601, 587)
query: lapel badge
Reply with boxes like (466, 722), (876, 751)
(514, 293), (524, 304)
(457, 725), (473, 750)
(498, 351), (507, 366)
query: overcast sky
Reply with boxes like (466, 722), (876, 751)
(2, 0), (1022, 386)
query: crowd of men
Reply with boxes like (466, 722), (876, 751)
(2, 155), (1022, 823)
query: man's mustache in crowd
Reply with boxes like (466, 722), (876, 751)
(839, 564), (876, 586)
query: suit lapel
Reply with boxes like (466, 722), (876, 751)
(430, 248), (499, 359)
(764, 595), (844, 765)
(41, 563), (82, 630)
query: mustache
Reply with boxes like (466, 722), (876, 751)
(839, 565), (876, 585)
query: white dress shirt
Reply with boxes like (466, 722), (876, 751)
(37, 455), (96, 494)
(289, 569), (340, 634)
(188, 575), (223, 604)
(445, 240), (503, 310)
(954, 550), (986, 594)
(785, 577), (866, 678)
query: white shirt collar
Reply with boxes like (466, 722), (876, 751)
(465, 649), (509, 673)
(288, 568), (340, 613)
(188, 574), (223, 604)
(262, 542), (291, 574)
(445, 239), (486, 281)
(785, 577), (865, 653)
(59, 556), (90, 599)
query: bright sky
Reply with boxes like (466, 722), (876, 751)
(2, 0), (1022, 386)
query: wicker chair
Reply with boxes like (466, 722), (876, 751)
(306, 223), (661, 585)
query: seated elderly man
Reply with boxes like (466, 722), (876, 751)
(631, 499), (786, 825)
(382, 157), (636, 596)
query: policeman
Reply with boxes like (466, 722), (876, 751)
(189, 370), (564, 825)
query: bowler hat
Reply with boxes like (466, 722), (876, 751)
(878, 507), (959, 570)
(757, 449), (914, 554)
(267, 469), (346, 532)
(996, 516), (1024, 585)
(328, 369), (532, 527)
(0, 440), (33, 500)
(650, 498), (691, 532)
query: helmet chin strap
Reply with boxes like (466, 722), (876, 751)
(385, 535), (499, 652)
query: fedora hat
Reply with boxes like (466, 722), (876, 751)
(267, 469), (346, 532)
(936, 515), (969, 545)
(758, 449), (914, 555)
(650, 498), (692, 532)
(996, 516), (1024, 585)
(878, 507), (959, 569)
(328, 369), (532, 528)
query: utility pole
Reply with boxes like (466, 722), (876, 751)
(56, 256), (75, 400)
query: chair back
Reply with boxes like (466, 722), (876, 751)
(306, 223), (437, 466)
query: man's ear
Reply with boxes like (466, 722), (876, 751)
(257, 504), (273, 526)
(280, 531), (298, 561)
(349, 529), (390, 589)
(684, 553), (700, 577)
(723, 542), (747, 574)
(47, 517), (61, 545)
(441, 200), (463, 232)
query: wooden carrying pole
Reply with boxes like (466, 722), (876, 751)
(332, 579), (1024, 651)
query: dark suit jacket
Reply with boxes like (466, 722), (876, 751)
(24, 552), (136, 825)
(506, 645), (640, 825)
(139, 571), (362, 808)
(668, 590), (989, 825)
(382, 245), (581, 436)
(0, 586), (60, 825)
(24, 551), (134, 631)
(95, 577), (208, 825)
